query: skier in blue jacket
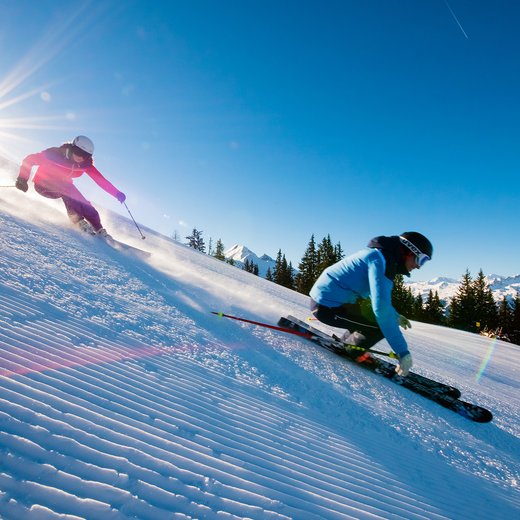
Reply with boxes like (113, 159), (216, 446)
(309, 232), (433, 377)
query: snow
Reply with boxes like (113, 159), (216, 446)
(1, 183), (519, 519)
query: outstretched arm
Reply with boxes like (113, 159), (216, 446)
(16, 152), (44, 192)
(367, 255), (409, 357)
(85, 166), (126, 202)
(367, 256), (413, 375)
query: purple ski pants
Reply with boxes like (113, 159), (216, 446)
(34, 181), (102, 231)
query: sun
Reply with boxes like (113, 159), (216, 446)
(0, 2), (114, 165)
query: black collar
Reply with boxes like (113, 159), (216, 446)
(367, 235), (410, 280)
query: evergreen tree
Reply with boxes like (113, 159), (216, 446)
(497, 296), (513, 337)
(294, 234), (344, 295)
(392, 275), (415, 316)
(334, 242), (344, 262)
(265, 267), (274, 282)
(243, 259), (259, 275)
(295, 235), (318, 295)
(273, 250), (283, 282)
(424, 290), (445, 324)
(214, 239), (226, 261)
(317, 234), (336, 274)
(185, 228), (206, 252)
(411, 293), (425, 321)
(286, 261), (295, 289)
(273, 249), (294, 289)
(509, 294), (520, 345)
(473, 269), (497, 331)
(448, 270), (476, 331)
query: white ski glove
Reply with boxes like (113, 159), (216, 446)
(396, 353), (413, 377)
(399, 315), (411, 329)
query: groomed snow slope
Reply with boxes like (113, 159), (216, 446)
(0, 188), (519, 519)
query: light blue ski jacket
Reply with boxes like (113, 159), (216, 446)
(309, 247), (409, 357)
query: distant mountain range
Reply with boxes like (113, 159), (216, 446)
(226, 244), (520, 303)
(407, 275), (520, 304)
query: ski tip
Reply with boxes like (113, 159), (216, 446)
(459, 405), (493, 423)
(475, 410), (493, 423)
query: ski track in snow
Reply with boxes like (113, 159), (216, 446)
(0, 186), (519, 519)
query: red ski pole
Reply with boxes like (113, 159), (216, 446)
(211, 311), (313, 338)
(212, 311), (397, 358)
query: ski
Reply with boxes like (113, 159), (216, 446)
(278, 316), (492, 423)
(101, 235), (151, 259)
(279, 316), (461, 397)
(214, 311), (460, 398)
(77, 223), (150, 258)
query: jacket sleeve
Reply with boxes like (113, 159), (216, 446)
(367, 254), (410, 357)
(18, 153), (43, 181)
(84, 166), (121, 198)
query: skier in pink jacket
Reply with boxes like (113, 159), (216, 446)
(16, 135), (126, 236)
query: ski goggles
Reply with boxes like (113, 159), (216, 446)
(399, 236), (430, 268)
(71, 144), (91, 159)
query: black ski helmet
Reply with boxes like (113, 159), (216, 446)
(400, 232), (433, 260)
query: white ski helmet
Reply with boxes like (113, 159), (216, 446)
(72, 135), (94, 155)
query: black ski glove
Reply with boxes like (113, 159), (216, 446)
(15, 177), (29, 192)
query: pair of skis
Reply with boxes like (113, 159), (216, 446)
(277, 315), (492, 423)
(212, 312), (492, 422)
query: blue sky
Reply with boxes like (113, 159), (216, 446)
(1, 0), (519, 280)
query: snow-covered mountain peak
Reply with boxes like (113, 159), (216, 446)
(486, 273), (507, 281)
(429, 276), (459, 284)
(224, 243), (276, 276)
(224, 243), (255, 261)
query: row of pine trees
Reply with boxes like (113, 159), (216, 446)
(264, 234), (344, 293)
(182, 228), (520, 345)
(392, 269), (520, 344)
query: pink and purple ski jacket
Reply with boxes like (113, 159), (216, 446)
(18, 144), (121, 199)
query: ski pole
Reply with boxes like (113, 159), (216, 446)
(0, 185), (16, 188)
(330, 338), (398, 359)
(123, 201), (146, 239)
(212, 311), (313, 338)
(212, 311), (398, 359)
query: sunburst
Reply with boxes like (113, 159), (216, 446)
(0, 2), (116, 164)
(0, 86), (74, 163)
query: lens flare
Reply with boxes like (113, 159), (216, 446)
(475, 339), (497, 383)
